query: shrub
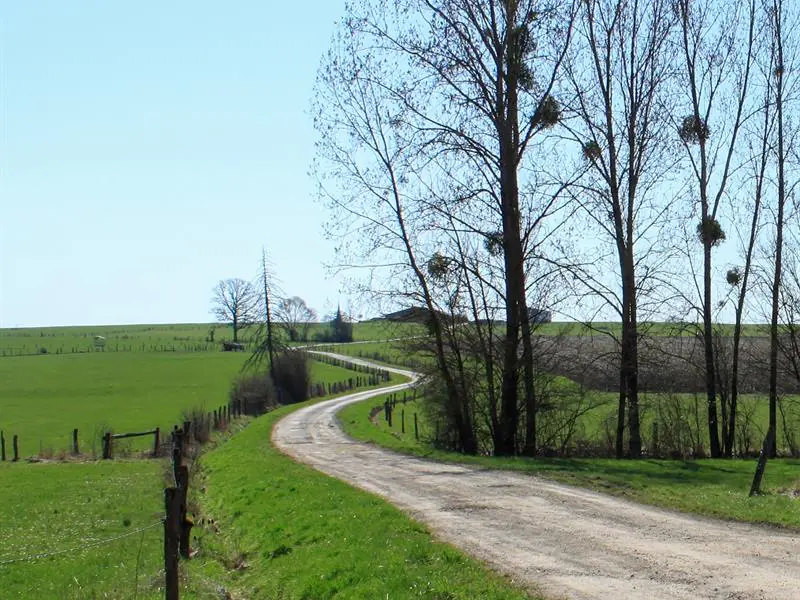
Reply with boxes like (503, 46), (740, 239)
(181, 406), (212, 444)
(272, 350), (311, 404)
(230, 372), (278, 416)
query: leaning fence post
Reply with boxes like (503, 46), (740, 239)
(102, 432), (112, 460)
(164, 488), (180, 600)
(12, 435), (19, 462)
(72, 428), (79, 455)
(1, 430), (5, 461)
(153, 427), (160, 457)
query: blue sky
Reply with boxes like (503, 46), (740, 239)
(1, 1), (347, 327)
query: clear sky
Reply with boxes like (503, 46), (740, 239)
(1, 1), (347, 327)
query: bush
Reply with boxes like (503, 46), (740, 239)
(272, 350), (311, 404)
(230, 372), (278, 416)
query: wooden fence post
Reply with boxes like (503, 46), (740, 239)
(414, 413), (419, 440)
(164, 488), (180, 600)
(72, 428), (79, 455)
(12, 434), (19, 462)
(1, 430), (5, 461)
(102, 432), (112, 460)
(175, 465), (193, 559)
(401, 409), (405, 434)
(153, 427), (160, 457)
(749, 428), (775, 497)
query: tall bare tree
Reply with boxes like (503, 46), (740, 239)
(765, 0), (799, 456)
(314, 0), (576, 455)
(211, 278), (258, 342)
(562, 0), (678, 457)
(672, 0), (758, 457)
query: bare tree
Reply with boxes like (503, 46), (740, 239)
(765, 0), (800, 456)
(277, 296), (317, 342)
(562, 0), (678, 457)
(211, 278), (258, 343)
(671, 0), (758, 458)
(314, 0), (577, 455)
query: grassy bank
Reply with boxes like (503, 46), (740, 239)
(186, 397), (538, 599)
(340, 392), (800, 529)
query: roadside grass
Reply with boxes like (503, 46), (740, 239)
(0, 460), (165, 599)
(339, 392), (800, 529)
(185, 396), (538, 600)
(0, 353), (369, 457)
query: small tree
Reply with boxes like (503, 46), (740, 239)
(277, 296), (317, 342)
(211, 278), (258, 343)
(330, 306), (353, 343)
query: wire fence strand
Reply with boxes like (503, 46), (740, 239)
(0, 519), (164, 566)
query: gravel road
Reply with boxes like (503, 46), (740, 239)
(272, 353), (800, 600)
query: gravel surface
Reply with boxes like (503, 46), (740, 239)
(272, 353), (800, 600)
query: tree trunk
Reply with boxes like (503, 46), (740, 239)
(703, 241), (722, 457)
(623, 251), (641, 457)
(521, 297), (537, 456)
(496, 2), (524, 456)
(769, 0), (787, 458)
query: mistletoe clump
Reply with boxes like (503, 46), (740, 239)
(697, 216), (726, 247)
(678, 115), (710, 144)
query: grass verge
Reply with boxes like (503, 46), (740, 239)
(186, 395), (538, 599)
(339, 392), (800, 529)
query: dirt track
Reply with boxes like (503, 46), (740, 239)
(272, 353), (800, 600)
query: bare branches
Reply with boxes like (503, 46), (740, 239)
(210, 279), (259, 343)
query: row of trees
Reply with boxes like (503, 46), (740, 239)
(314, 0), (800, 457)
(210, 279), (316, 343)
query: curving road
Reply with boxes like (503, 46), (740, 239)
(272, 352), (800, 600)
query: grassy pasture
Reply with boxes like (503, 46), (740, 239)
(0, 347), (400, 599)
(340, 391), (800, 529)
(0, 352), (368, 457)
(0, 460), (165, 599)
(0, 320), (424, 356)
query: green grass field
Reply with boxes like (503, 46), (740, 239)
(0, 347), (401, 599)
(0, 352), (363, 457)
(185, 399), (536, 600)
(0, 460), (165, 599)
(0, 320), (424, 357)
(340, 391), (800, 529)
